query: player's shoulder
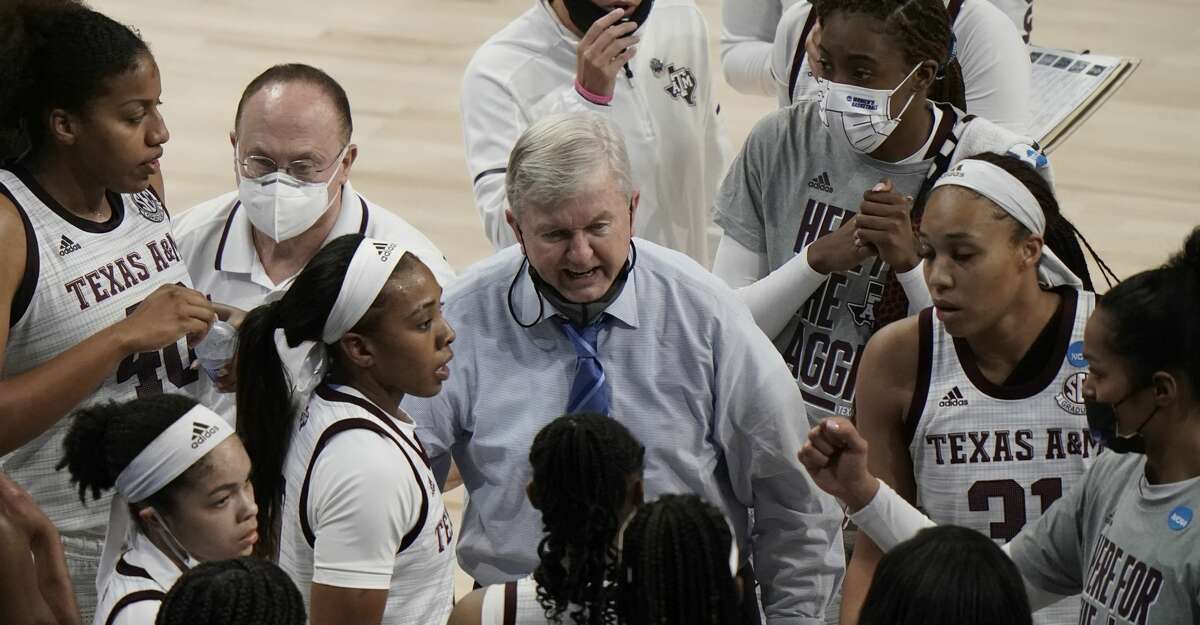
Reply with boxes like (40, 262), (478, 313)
(442, 246), (525, 305)
(358, 194), (441, 251)
(0, 180), (30, 299)
(630, 240), (759, 324)
(466, 6), (557, 78)
(172, 190), (239, 241)
(647, 0), (707, 27)
(748, 100), (823, 156)
(863, 312), (925, 382)
(954, 0), (1018, 34)
(1087, 450), (1145, 485)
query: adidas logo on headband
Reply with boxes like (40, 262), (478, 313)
(372, 241), (399, 262)
(191, 421), (220, 449)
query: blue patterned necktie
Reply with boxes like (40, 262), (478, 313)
(558, 316), (610, 416)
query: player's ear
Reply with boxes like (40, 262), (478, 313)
(337, 332), (374, 369)
(48, 109), (79, 147)
(1150, 370), (1179, 408)
(1019, 234), (1043, 272)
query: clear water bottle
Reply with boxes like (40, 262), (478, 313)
(194, 320), (238, 381)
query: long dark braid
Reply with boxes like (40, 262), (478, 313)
(529, 414), (645, 625)
(813, 0), (966, 110)
(963, 151), (1115, 291)
(619, 495), (740, 625)
(154, 557), (305, 625)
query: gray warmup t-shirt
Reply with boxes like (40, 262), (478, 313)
(714, 100), (1026, 421)
(1010, 452), (1200, 624)
(715, 101), (933, 420)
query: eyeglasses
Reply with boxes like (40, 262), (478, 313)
(237, 145), (348, 183)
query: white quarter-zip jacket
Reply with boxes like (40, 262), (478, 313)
(461, 0), (730, 265)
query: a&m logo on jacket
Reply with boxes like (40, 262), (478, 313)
(651, 58), (697, 107)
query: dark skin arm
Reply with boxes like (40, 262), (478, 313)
(0, 472), (80, 625)
(839, 315), (921, 625)
(0, 188), (215, 455)
(447, 588), (487, 625)
(310, 584), (389, 625)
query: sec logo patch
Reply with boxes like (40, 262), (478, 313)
(1055, 371), (1087, 415)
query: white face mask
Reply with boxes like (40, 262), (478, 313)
(818, 64), (921, 155)
(236, 147), (346, 242)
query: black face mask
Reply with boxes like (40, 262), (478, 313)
(1086, 388), (1158, 455)
(560, 0), (654, 34)
(507, 241), (638, 328)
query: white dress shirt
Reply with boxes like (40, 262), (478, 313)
(404, 239), (845, 625)
(460, 0), (729, 265)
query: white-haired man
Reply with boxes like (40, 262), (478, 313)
(406, 112), (844, 625)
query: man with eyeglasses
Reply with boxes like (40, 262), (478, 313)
(174, 63), (454, 422)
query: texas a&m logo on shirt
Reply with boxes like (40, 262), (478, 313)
(650, 58), (697, 107)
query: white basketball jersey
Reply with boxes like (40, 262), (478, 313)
(280, 384), (454, 625)
(0, 167), (198, 535)
(908, 288), (1097, 625)
(481, 578), (578, 625)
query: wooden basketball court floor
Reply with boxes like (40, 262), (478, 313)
(91, 0), (1200, 599)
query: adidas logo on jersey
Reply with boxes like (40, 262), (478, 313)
(58, 235), (81, 256)
(371, 241), (399, 262)
(191, 421), (220, 449)
(939, 386), (969, 407)
(807, 172), (833, 193)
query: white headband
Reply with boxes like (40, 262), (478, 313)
(321, 238), (407, 344)
(98, 405), (234, 593)
(932, 158), (1083, 288)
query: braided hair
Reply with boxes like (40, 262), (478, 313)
(619, 495), (740, 625)
(528, 413), (645, 625)
(959, 151), (1110, 291)
(813, 0), (966, 110)
(0, 0), (151, 163)
(154, 557), (305, 625)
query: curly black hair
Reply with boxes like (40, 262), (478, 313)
(0, 0), (151, 163)
(57, 394), (208, 514)
(528, 413), (645, 625)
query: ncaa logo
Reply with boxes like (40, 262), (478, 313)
(1054, 371), (1087, 415)
(1168, 506), (1193, 532)
(1067, 341), (1087, 368)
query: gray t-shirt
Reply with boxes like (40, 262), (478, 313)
(714, 100), (1028, 420)
(1010, 452), (1200, 624)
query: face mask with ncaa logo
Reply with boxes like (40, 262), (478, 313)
(818, 63), (921, 155)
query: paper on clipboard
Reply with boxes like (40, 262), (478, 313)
(1027, 46), (1141, 152)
